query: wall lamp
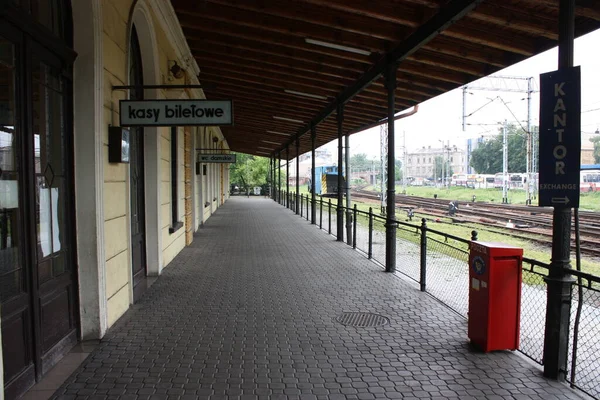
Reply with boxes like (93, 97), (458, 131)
(169, 60), (185, 80)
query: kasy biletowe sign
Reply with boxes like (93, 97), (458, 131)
(120, 99), (233, 126)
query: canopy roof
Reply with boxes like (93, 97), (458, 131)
(171, 0), (600, 160)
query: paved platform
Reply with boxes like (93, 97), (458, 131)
(53, 197), (585, 400)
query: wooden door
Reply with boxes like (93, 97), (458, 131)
(29, 42), (78, 377)
(0, 26), (37, 400)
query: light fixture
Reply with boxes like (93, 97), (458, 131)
(168, 60), (185, 80)
(266, 130), (291, 136)
(256, 151), (270, 155)
(305, 38), (371, 56)
(284, 89), (327, 100)
(273, 116), (304, 124)
(257, 146), (274, 150)
(261, 140), (280, 145)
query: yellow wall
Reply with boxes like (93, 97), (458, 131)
(102, 0), (131, 327)
(101, 0), (189, 327)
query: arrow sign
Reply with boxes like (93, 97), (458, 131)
(551, 197), (570, 205)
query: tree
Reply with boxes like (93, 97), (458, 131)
(229, 153), (272, 191)
(349, 153), (373, 170)
(591, 136), (600, 164)
(469, 124), (536, 174)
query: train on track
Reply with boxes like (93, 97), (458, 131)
(307, 165), (346, 197)
(448, 167), (600, 192)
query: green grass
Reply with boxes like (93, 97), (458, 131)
(309, 193), (600, 277)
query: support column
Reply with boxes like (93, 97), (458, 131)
(278, 152), (281, 203)
(337, 104), (344, 242)
(385, 62), (397, 273)
(345, 133), (352, 245)
(286, 146), (290, 207)
(543, 0), (575, 381)
(296, 137), (300, 214)
(311, 124), (317, 224)
(271, 157), (275, 200)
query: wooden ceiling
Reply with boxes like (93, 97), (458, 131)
(171, 0), (600, 160)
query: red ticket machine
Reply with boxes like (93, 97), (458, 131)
(468, 241), (523, 352)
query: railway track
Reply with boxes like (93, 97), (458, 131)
(351, 189), (600, 259)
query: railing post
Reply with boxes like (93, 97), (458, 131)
(420, 218), (427, 292)
(353, 204), (357, 249)
(328, 199), (332, 235)
(319, 198), (323, 229)
(300, 194), (303, 218)
(368, 207), (373, 259)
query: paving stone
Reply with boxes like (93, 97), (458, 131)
(51, 198), (587, 399)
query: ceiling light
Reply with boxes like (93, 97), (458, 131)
(273, 116), (303, 124)
(266, 130), (291, 136)
(257, 146), (274, 150)
(284, 89), (327, 100)
(256, 151), (270, 155)
(261, 140), (280, 145)
(305, 38), (371, 56)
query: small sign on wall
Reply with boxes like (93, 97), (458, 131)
(198, 154), (236, 163)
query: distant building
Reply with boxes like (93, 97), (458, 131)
(405, 145), (466, 179)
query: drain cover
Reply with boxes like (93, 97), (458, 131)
(336, 312), (389, 327)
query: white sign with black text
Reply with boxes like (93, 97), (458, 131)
(120, 99), (233, 126)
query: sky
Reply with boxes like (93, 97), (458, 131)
(319, 28), (600, 160)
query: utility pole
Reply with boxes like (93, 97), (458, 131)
(526, 76), (534, 205)
(463, 76), (538, 199)
(402, 131), (407, 195)
(502, 119), (508, 204)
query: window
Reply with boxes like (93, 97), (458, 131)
(169, 126), (183, 233)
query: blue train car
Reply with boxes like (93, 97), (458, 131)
(308, 166), (345, 196)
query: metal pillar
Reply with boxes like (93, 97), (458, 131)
(273, 157), (276, 200)
(385, 62), (397, 273)
(311, 124), (317, 224)
(543, 0), (575, 381)
(345, 133), (352, 245)
(278, 153), (281, 203)
(286, 146), (290, 208)
(270, 157), (274, 199)
(296, 137), (300, 215)
(379, 124), (388, 213)
(337, 104), (344, 242)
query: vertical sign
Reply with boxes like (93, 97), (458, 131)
(538, 67), (581, 208)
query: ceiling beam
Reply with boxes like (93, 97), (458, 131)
(283, 0), (484, 148)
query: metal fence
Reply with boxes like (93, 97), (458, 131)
(568, 269), (600, 398)
(276, 192), (600, 399)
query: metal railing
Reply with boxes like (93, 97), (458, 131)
(568, 269), (600, 398)
(276, 192), (600, 399)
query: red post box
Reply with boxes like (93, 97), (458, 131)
(468, 241), (523, 352)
